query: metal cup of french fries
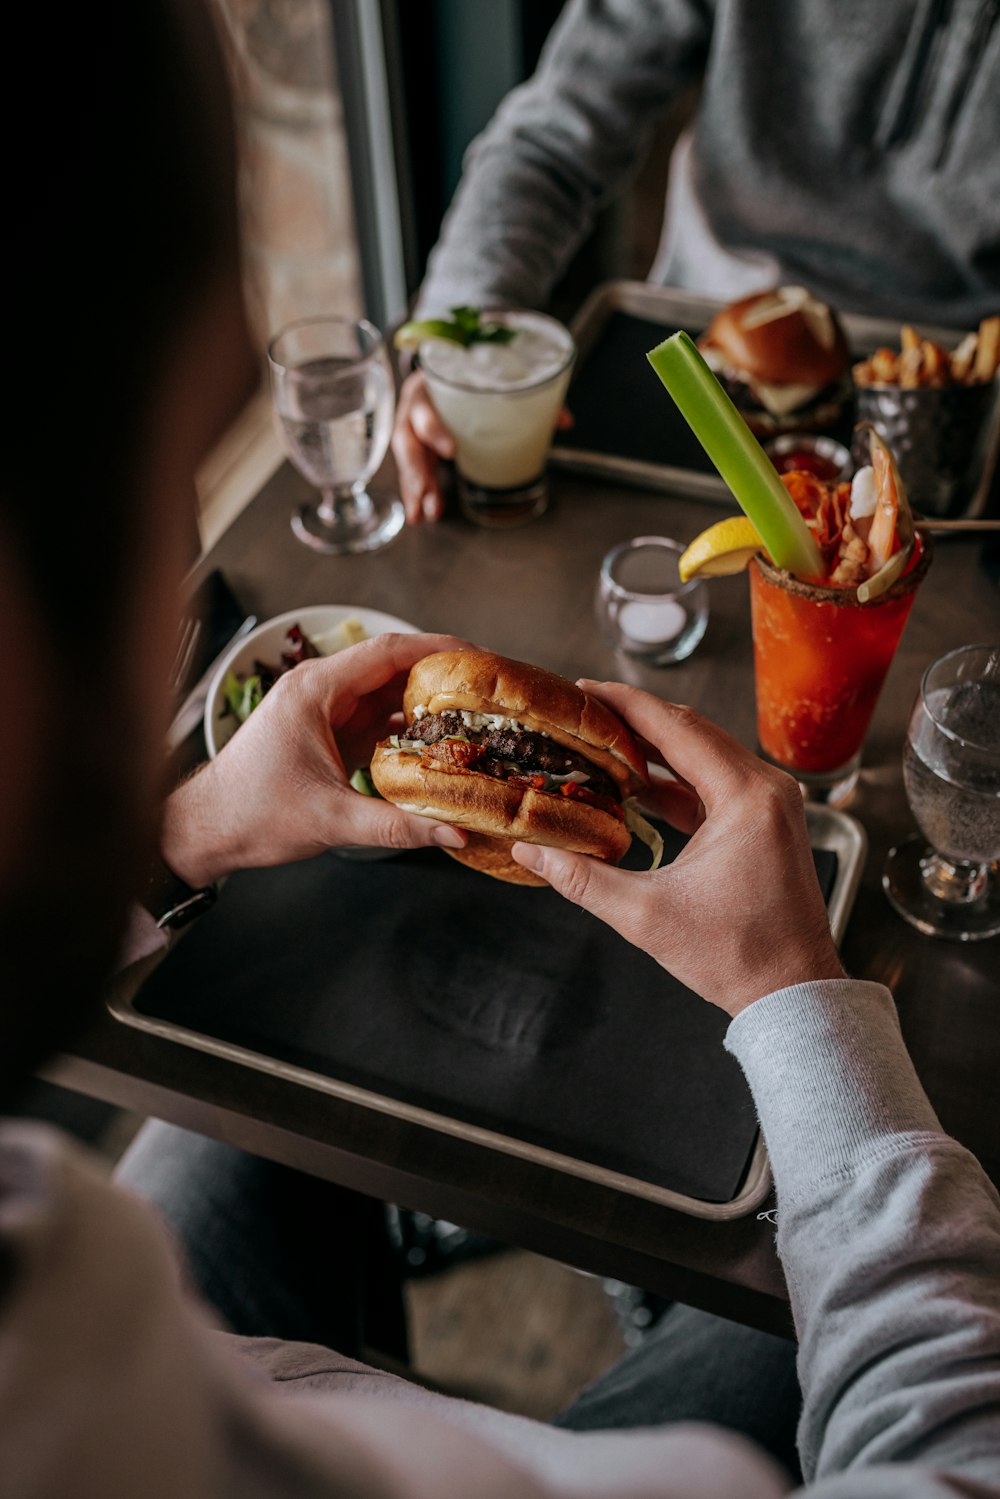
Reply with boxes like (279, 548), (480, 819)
(851, 317), (999, 518)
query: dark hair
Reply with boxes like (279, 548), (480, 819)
(0, 0), (243, 1104)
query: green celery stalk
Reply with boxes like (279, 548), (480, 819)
(647, 331), (825, 579)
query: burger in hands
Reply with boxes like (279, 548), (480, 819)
(697, 285), (852, 437)
(369, 649), (660, 885)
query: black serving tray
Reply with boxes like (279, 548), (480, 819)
(551, 282), (999, 514)
(111, 804), (865, 1219)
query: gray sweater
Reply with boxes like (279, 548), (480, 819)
(416, 0), (1000, 328)
(1, 977), (999, 1495)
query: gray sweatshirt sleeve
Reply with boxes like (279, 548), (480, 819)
(726, 980), (1000, 1496)
(414, 0), (711, 318)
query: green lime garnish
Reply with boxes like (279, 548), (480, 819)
(394, 305), (517, 351)
(394, 319), (468, 349)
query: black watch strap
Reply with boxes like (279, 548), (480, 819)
(144, 856), (217, 931)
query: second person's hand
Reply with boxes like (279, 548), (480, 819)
(391, 370), (454, 523)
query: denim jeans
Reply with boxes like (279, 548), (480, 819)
(115, 1121), (801, 1479)
(115, 1119), (408, 1363)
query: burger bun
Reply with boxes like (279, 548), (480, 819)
(370, 648), (645, 885)
(701, 286), (850, 387)
(401, 649), (646, 797)
(368, 748), (633, 885)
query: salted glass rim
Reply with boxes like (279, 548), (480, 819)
(267, 314), (385, 375)
(919, 641), (1000, 755)
(600, 536), (704, 604)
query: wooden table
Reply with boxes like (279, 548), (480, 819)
(50, 458), (1000, 1338)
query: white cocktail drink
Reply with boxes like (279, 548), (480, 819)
(420, 311), (574, 526)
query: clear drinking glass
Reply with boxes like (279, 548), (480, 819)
(268, 315), (404, 555)
(882, 643), (1000, 941)
(596, 537), (709, 665)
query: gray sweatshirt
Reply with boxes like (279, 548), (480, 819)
(416, 0), (1000, 328)
(1, 977), (999, 1495)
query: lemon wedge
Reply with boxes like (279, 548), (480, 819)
(678, 517), (765, 581)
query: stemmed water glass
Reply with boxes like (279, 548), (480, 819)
(882, 643), (1000, 941)
(268, 315), (405, 555)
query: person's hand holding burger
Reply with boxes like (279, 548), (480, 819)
(175, 629), (845, 1023)
(511, 683), (845, 1019)
(159, 633), (471, 888)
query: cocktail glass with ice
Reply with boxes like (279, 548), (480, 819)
(419, 311), (575, 527)
(883, 643), (1000, 940)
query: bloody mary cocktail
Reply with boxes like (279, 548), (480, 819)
(749, 535), (931, 799)
(646, 332), (934, 804)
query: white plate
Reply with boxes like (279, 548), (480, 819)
(204, 604), (421, 758)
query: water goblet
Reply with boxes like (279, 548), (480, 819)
(268, 315), (405, 555)
(882, 643), (1000, 940)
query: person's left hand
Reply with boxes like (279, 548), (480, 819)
(160, 632), (472, 887)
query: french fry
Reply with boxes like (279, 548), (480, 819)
(855, 320), (998, 388)
(899, 345), (924, 387)
(974, 317), (1000, 382)
(921, 340), (949, 385)
(950, 332), (979, 383)
(871, 347), (899, 383)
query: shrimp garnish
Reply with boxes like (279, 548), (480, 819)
(854, 426), (916, 601)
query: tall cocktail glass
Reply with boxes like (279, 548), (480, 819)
(420, 310), (575, 528)
(748, 535), (932, 804)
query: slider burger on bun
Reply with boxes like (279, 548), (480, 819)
(698, 285), (851, 437)
(369, 649), (662, 886)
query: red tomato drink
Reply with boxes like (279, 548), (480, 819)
(749, 535), (931, 798)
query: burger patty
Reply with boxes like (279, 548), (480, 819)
(403, 711), (619, 799)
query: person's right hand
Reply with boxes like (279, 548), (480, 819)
(390, 370), (455, 523)
(512, 684), (845, 1018)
